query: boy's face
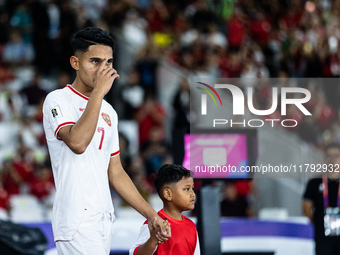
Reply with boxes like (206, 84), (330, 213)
(169, 177), (196, 211)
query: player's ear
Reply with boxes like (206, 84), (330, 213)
(70, 56), (79, 71)
(163, 187), (172, 202)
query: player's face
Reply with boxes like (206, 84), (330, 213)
(171, 177), (196, 211)
(75, 44), (113, 91)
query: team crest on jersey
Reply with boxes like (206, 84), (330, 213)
(101, 112), (111, 127)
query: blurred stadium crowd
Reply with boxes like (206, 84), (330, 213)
(0, 0), (340, 221)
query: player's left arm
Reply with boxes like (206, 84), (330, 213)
(108, 155), (171, 242)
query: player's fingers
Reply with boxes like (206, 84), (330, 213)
(110, 69), (119, 78)
(105, 67), (119, 81)
(99, 59), (109, 73)
(104, 66), (114, 75)
(113, 73), (120, 80)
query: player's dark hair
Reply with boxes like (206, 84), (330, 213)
(70, 27), (115, 54)
(325, 143), (340, 153)
(154, 164), (193, 196)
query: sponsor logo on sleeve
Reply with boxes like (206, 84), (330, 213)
(51, 105), (62, 122)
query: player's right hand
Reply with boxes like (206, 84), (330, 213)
(93, 59), (119, 97)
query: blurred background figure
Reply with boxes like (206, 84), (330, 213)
(221, 181), (254, 218)
(135, 92), (166, 145)
(2, 29), (34, 68)
(19, 71), (47, 108)
(303, 143), (340, 255)
(140, 126), (171, 179)
(0, 167), (10, 220)
(119, 68), (144, 120)
(171, 77), (190, 165)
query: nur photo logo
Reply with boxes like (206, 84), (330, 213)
(194, 80), (312, 129)
(196, 82), (223, 115)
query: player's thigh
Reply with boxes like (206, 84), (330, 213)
(56, 221), (113, 255)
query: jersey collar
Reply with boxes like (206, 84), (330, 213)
(66, 85), (89, 101)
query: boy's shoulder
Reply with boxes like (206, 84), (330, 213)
(182, 215), (195, 224)
(160, 210), (197, 228)
(182, 215), (197, 230)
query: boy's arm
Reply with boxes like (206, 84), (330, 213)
(136, 219), (159, 255)
(131, 219), (170, 255)
(129, 223), (158, 255)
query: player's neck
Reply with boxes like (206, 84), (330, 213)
(163, 205), (183, 221)
(71, 78), (93, 97)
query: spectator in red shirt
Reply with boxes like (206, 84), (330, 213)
(249, 11), (271, 47)
(3, 144), (34, 195)
(135, 92), (166, 145)
(146, 0), (169, 33)
(0, 170), (10, 219)
(29, 164), (55, 201)
(227, 9), (246, 50)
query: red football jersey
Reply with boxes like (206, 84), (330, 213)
(130, 209), (200, 255)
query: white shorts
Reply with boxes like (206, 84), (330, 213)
(56, 212), (114, 255)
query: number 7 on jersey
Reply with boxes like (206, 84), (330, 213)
(97, 127), (105, 150)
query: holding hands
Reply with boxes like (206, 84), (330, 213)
(148, 216), (171, 245)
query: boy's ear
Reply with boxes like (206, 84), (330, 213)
(70, 56), (79, 71)
(162, 187), (172, 202)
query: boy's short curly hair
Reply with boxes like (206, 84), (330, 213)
(154, 164), (193, 196)
(70, 27), (115, 54)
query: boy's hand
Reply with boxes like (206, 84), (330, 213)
(148, 215), (171, 244)
(155, 220), (170, 244)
